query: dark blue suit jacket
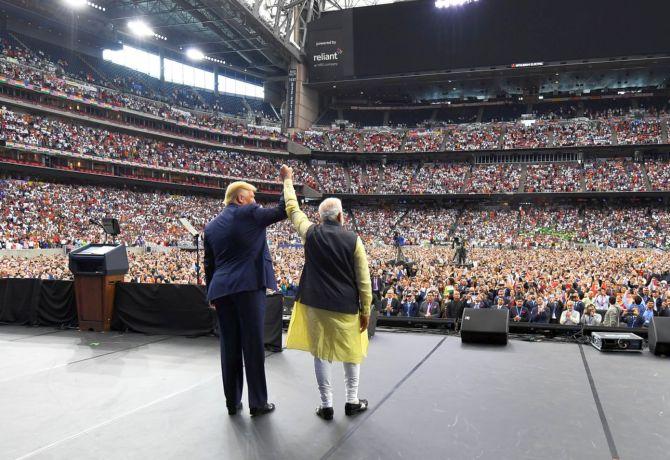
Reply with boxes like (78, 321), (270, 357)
(204, 198), (286, 302)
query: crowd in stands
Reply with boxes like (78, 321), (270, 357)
(361, 130), (404, 152)
(524, 163), (583, 193)
(0, 176), (221, 249)
(366, 246), (670, 328)
(645, 157), (670, 191)
(584, 159), (647, 192)
(403, 129), (443, 152)
(517, 206), (581, 248)
(6, 244), (670, 329)
(552, 120), (612, 146)
(327, 130), (361, 152)
(295, 114), (666, 154)
(448, 124), (503, 151)
(3, 32), (670, 161)
(1, 105), (668, 195)
(581, 208), (666, 249)
(503, 122), (552, 149)
(3, 169), (670, 332)
(614, 118), (664, 145)
(0, 35), (283, 142)
(377, 162), (417, 194)
(0, 107), (313, 187)
(394, 208), (459, 244)
(463, 164), (521, 194)
(290, 131), (328, 151)
(310, 162), (349, 193)
(349, 207), (407, 245)
(412, 163), (468, 194)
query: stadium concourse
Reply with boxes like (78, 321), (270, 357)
(2, 0), (670, 458)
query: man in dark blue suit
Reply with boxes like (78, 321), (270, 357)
(204, 180), (286, 417)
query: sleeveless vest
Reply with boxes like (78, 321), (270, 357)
(297, 221), (360, 314)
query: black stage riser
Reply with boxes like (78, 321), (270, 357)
(0, 279), (283, 350)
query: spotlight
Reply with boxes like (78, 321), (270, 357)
(64, 0), (86, 7)
(185, 48), (205, 61)
(435, 0), (478, 9)
(64, 0), (105, 11)
(128, 20), (154, 38)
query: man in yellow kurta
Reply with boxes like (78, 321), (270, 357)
(281, 165), (372, 421)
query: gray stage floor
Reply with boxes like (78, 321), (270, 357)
(1, 325), (668, 460)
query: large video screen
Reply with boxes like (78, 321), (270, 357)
(306, 0), (670, 82)
(305, 9), (355, 82)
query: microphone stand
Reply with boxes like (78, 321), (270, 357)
(193, 233), (201, 285)
(89, 219), (107, 244)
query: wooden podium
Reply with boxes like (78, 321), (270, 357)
(69, 244), (129, 332)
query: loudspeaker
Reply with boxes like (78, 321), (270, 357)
(648, 316), (670, 356)
(460, 308), (508, 345)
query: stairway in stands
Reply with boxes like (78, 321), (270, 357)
(640, 162), (654, 191)
(517, 164), (528, 193)
(347, 208), (361, 234)
(302, 161), (320, 190)
(77, 54), (109, 83)
(344, 164), (353, 192)
(459, 165), (473, 193)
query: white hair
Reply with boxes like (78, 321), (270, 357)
(318, 197), (343, 223)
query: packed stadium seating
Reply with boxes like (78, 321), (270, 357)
(4, 174), (669, 252)
(0, 32), (282, 144)
(2, 29), (670, 311)
(0, 106), (313, 185)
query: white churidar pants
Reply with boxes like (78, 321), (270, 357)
(313, 357), (360, 408)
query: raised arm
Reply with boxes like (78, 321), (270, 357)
(282, 168), (314, 241)
(250, 193), (287, 228)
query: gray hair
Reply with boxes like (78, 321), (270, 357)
(318, 197), (343, 223)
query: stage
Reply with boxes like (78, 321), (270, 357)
(1, 326), (668, 460)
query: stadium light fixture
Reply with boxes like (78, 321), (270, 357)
(435, 0), (478, 9)
(63, 0), (105, 11)
(64, 0), (86, 7)
(186, 48), (205, 61)
(128, 20), (154, 38)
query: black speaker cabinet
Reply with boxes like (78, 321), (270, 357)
(648, 316), (670, 356)
(460, 308), (509, 345)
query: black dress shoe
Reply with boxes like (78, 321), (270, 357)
(250, 402), (275, 417)
(316, 406), (334, 421)
(345, 399), (368, 416)
(227, 403), (243, 415)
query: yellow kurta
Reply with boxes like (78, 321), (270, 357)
(283, 178), (372, 364)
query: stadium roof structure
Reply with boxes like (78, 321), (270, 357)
(107, 0), (402, 66)
(0, 0), (370, 78)
(106, 0), (297, 77)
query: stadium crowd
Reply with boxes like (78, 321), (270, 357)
(293, 116), (666, 153)
(5, 244), (670, 328)
(524, 163), (583, 193)
(0, 36), (284, 142)
(4, 174), (670, 251)
(0, 107), (315, 187)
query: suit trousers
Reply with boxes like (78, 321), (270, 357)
(214, 289), (268, 409)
